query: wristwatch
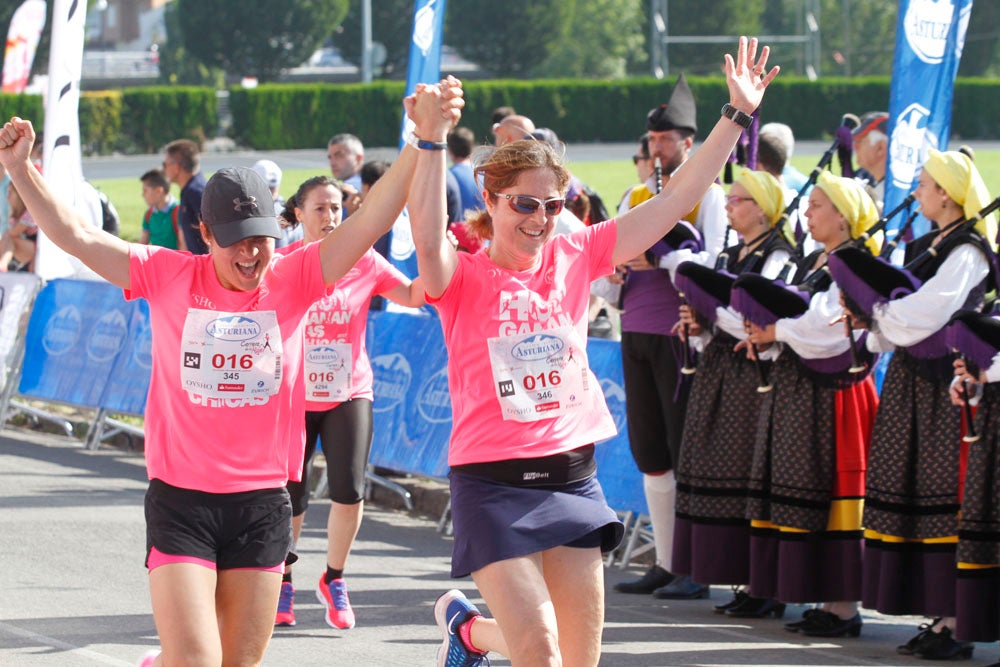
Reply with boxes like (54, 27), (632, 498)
(403, 128), (447, 150)
(721, 103), (754, 130)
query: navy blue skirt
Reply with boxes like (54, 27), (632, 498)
(449, 471), (624, 578)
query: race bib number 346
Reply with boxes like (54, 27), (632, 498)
(486, 325), (590, 422)
(180, 309), (282, 401)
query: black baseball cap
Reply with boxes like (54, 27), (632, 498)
(201, 167), (281, 247)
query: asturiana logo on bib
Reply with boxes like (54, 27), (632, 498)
(904, 0), (970, 64)
(307, 347), (342, 365)
(890, 103), (939, 190)
(87, 310), (128, 362)
(42, 305), (81, 356)
(511, 334), (564, 361)
(205, 316), (261, 342)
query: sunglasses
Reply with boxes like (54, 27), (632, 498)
(632, 154), (650, 165)
(492, 192), (565, 216)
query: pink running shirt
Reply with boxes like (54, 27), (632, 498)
(125, 242), (325, 493)
(280, 241), (408, 411)
(429, 221), (619, 466)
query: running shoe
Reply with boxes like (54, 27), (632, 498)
(136, 649), (160, 667)
(434, 589), (489, 667)
(275, 581), (296, 627)
(316, 575), (356, 629)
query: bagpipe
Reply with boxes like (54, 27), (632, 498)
(945, 309), (1000, 443)
(828, 195), (1000, 361)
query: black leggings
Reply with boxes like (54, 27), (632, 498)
(287, 398), (373, 516)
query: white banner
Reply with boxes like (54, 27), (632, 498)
(2, 0), (47, 94)
(37, 0), (101, 280)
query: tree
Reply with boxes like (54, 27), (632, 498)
(447, 0), (574, 78)
(157, 0), (224, 86)
(959, 1), (1000, 77)
(336, 0), (415, 78)
(817, 0), (896, 77)
(533, 0), (647, 79)
(174, 0), (349, 82)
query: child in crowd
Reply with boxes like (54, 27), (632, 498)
(139, 168), (185, 250)
(0, 182), (37, 271)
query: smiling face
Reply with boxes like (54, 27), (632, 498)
(205, 227), (275, 291)
(295, 183), (343, 243)
(485, 167), (563, 270)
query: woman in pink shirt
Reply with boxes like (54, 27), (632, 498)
(0, 82), (462, 667)
(410, 39), (777, 667)
(274, 175), (424, 630)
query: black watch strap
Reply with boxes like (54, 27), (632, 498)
(721, 103), (754, 129)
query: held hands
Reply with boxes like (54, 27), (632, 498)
(403, 75), (465, 142)
(0, 117), (35, 172)
(723, 37), (779, 115)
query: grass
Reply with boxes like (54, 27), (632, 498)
(94, 153), (1000, 242)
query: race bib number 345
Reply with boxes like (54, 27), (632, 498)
(486, 325), (590, 422)
(180, 309), (282, 401)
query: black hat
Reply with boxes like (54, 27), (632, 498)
(201, 167), (281, 247)
(946, 310), (1000, 373)
(675, 261), (734, 324)
(827, 247), (921, 319)
(730, 274), (810, 328)
(646, 74), (697, 134)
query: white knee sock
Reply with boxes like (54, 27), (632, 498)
(643, 471), (676, 573)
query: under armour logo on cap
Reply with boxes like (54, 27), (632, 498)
(233, 196), (259, 213)
(201, 167), (280, 248)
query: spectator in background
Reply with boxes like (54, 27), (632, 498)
(447, 126), (484, 217)
(489, 105), (516, 127)
(491, 114), (535, 146)
(163, 138), (208, 254)
(253, 159), (302, 248)
(759, 122), (809, 194)
(851, 112), (889, 204)
(0, 182), (37, 271)
(328, 133), (364, 216)
(139, 168), (184, 250)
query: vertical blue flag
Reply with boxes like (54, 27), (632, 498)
(883, 0), (973, 246)
(387, 0), (446, 280)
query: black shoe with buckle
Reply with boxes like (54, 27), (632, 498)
(784, 607), (822, 632)
(798, 610), (863, 638)
(613, 565), (674, 595)
(714, 589), (749, 614)
(725, 596), (786, 619)
(914, 627), (974, 661)
(898, 619), (941, 655)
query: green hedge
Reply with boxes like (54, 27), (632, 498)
(2, 76), (999, 154)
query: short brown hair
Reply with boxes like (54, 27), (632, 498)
(164, 139), (200, 173)
(466, 140), (570, 242)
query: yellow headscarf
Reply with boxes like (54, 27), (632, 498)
(736, 167), (784, 225)
(923, 149), (996, 246)
(815, 171), (880, 255)
(735, 167), (795, 246)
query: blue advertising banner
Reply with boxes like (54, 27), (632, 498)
(19, 279), (151, 414)
(884, 0), (973, 244)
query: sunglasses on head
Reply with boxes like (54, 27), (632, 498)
(492, 192), (566, 216)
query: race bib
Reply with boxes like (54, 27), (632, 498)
(304, 341), (352, 401)
(487, 325), (590, 422)
(179, 309), (282, 401)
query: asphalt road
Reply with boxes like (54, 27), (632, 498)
(2, 427), (998, 666)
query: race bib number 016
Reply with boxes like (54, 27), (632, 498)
(486, 325), (590, 422)
(180, 309), (282, 401)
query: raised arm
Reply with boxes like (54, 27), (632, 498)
(318, 78), (463, 287)
(407, 79), (458, 299)
(0, 118), (132, 288)
(612, 37), (779, 266)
